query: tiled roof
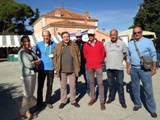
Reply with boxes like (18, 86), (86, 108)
(50, 20), (96, 27)
(42, 8), (98, 21)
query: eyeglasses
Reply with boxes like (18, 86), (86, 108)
(88, 34), (94, 36)
(133, 31), (142, 35)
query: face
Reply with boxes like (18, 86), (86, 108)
(21, 38), (30, 49)
(42, 31), (51, 44)
(133, 27), (143, 40)
(110, 30), (118, 42)
(62, 33), (70, 44)
(88, 34), (95, 42)
(76, 36), (82, 41)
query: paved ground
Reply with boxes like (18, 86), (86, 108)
(0, 61), (159, 120)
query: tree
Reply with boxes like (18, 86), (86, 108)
(0, 0), (39, 35)
(131, 0), (160, 37)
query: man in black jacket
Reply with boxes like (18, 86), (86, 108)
(75, 31), (90, 96)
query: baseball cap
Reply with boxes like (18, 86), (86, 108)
(87, 29), (95, 34)
(75, 31), (82, 36)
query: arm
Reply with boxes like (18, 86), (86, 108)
(149, 41), (157, 75)
(19, 51), (36, 69)
(101, 44), (106, 62)
(126, 62), (131, 75)
(126, 46), (131, 75)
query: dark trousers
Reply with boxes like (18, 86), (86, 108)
(37, 70), (54, 105)
(107, 69), (125, 104)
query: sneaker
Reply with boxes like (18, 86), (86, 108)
(150, 113), (157, 118)
(47, 104), (53, 109)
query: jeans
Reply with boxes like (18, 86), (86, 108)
(37, 70), (54, 105)
(130, 67), (156, 113)
(87, 68), (104, 103)
(107, 69), (125, 104)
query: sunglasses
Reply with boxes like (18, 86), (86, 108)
(88, 34), (94, 36)
(133, 31), (141, 35)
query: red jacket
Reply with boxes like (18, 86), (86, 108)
(83, 39), (105, 69)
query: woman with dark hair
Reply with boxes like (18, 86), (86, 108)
(18, 35), (41, 119)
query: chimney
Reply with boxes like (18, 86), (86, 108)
(55, 8), (61, 17)
(85, 11), (89, 25)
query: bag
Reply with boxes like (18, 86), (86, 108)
(141, 56), (153, 70)
(134, 41), (152, 70)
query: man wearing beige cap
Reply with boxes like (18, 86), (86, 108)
(75, 31), (90, 96)
(83, 29), (106, 110)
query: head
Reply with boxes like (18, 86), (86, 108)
(133, 27), (143, 41)
(87, 29), (95, 42)
(20, 35), (31, 50)
(102, 39), (105, 43)
(75, 31), (82, 41)
(61, 31), (70, 44)
(42, 30), (51, 44)
(110, 29), (118, 42)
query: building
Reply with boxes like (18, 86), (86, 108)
(33, 8), (110, 41)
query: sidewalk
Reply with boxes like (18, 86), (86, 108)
(0, 61), (159, 120)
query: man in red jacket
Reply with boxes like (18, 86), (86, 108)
(83, 29), (106, 110)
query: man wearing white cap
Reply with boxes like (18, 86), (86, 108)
(75, 31), (90, 96)
(83, 29), (106, 110)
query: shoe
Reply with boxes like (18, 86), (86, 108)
(71, 102), (80, 108)
(100, 103), (106, 110)
(150, 113), (157, 118)
(121, 103), (127, 108)
(88, 99), (96, 106)
(59, 103), (66, 109)
(47, 104), (53, 109)
(133, 106), (141, 111)
(106, 99), (115, 104)
(24, 112), (37, 119)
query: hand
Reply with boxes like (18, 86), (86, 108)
(151, 69), (156, 76)
(126, 68), (130, 75)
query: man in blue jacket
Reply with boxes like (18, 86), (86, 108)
(34, 30), (57, 109)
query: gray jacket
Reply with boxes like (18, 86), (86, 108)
(18, 49), (39, 77)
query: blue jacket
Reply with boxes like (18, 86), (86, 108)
(34, 40), (57, 70)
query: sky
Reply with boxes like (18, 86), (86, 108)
(15, 0), (143, 34)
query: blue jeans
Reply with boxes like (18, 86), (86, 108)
(130, 67), (156, 113)
(107, 69), (125, 104)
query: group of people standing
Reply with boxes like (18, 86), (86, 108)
(18, 26), (157, 119)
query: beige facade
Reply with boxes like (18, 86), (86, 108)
(33, 8), (110, 41)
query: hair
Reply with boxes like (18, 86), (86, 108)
(42, 30), (51, 37)
(20, 35), (30, 48)
(61, 31), (70, 38)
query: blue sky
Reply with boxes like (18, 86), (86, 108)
(16, 0), (143, 33)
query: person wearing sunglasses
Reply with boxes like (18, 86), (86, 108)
(75, 31), (91, 96)
(83, 29), (106, 110)
(126, 26), (157, 118)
